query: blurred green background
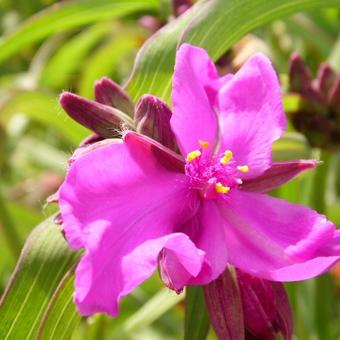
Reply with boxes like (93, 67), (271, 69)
(0, 0), (339, 339)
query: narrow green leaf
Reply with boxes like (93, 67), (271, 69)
(126, 0), (340, 102)
(0, 0), (159, 64)
(36, 270), (81, 340)
(0, 187), (22, 259)
(117, 289), (183, 337)
(0, 216), (80, 339)
(79, 34), (138, 98)
(0, 91), (89, 145)
(40, 24), (111, 89)
(184, 286), (210, 340)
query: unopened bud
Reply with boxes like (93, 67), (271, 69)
(135, 95), (177, 150)
(203, 266), (245, 340)
(329, 77), (340, 117)
(237, 270), (293, 340)
(94, 77), (134, 116)
(289, 52), (312, 93)
(316, 63), (337, 98)
(172, 0), (193, 16)
(60, 92), (133, 138)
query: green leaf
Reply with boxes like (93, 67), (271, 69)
(79, 34), (138, 98)
(126, 0), (340, 103)
(36, 270), (81, 340)
(0, 216), (81, 339)
(184, 286), (210, 340)
(116, 288), (184, 337)
(0, 91), (89, 145)
(40, 24), (111, 89)
(0, 0), (159, 64)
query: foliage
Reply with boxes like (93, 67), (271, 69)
(0, 0), (339, 339)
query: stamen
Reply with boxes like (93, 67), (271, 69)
(215, 182), (230, 194)
(220, 150), (233, 164)
(186, 150), (201, 162)
(237, 165), (249, 173)
(199, 140), (210, 149)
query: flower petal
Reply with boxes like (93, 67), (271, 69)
(171, 44), (222, 156)
(75, 232), (204, 316)
(218, 191), (339, 281)
(59, 132), (192, 250)
(59, 132), (201, 315)
(159, 200), (229, 290)
(241, 160), (317, 193)
(217, 54), (286, 179)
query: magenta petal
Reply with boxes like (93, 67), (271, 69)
(183, 201), (229, 285)
(219, 191), (338, 281)
(241, 160), (317, 193)
(171, 44), (220, 155)
(59, 132), (200, 315)
(218, 54), (286, 179)
(59, 132), (197, 250)
(160, 200), (229, 289)
(75, 232), (204, 316)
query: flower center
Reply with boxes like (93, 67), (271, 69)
(184, 140), (248, 199)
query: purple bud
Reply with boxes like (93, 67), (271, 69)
(94, 77), (134, 116)
(60, 92), (133, 138)
(203, 266), (245, 340)
(135, 95), (177, 150)
(329, 76), (340, 116)
(316, 63), (337, 98)
(79, 133), (103, 147)
(289, 53), (312, 93)
(237, 270), (293, 340)
(289, 53), (327, 113)
(172, 0), (193, 16)
(138, 16), (163, 34)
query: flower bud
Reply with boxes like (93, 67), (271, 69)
(329, 77), (340, 116)
(60, 92), (133, 138)
(135, 95), (177, 150)
(94, 77), (134, 116)
(172, 0), (193, 16)
(288, 53), (340, 149)
(203, 266), (245, 340)
(289, 52), (312, 93)
(237, 270), (293, 340)
(316, 63), (336, 97)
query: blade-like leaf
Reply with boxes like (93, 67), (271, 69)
(117, 289), (184, 337)
(0, 91), (89, 145)
(0, 0), (159, 64)
(0, 216), (80, 340)
(79, 34), (138, 98)
(36, 270), (81, 340)
(40, 24), (111, 89)
(184, 286), (210, 340)
(125, 0), (340, 103)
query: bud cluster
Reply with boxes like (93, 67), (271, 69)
(288, 53), (340, 149)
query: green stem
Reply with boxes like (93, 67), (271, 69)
(311, 149), (332, 340)
(0, 187), (22, 259)
(185, 286), (210, 340)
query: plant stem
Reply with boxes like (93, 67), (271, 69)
(310, 149), (332, 340)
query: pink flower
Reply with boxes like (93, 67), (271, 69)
(59, 44), (340, 317)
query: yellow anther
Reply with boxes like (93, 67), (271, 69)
(215, 182), (230, 194)
(186, 150), (201, 162)
(237, 165), (249, 173)
(220, 150), (233, 164)
(199, 140), (210, 149)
